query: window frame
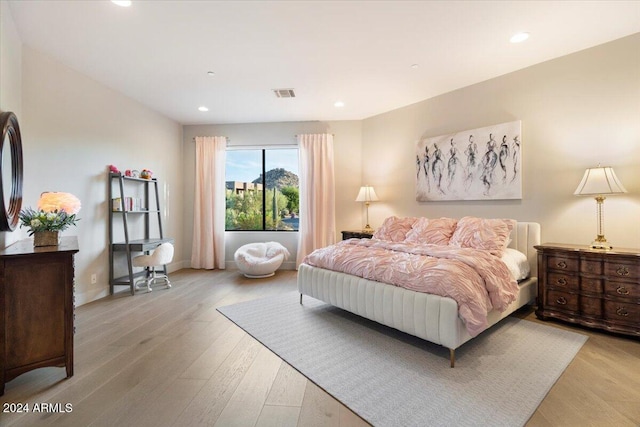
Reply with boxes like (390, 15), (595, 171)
(225, 145), (299, 232)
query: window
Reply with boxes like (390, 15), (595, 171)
(225, 148), (299, 231)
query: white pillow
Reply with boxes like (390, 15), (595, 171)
(501, 248), (530, 281)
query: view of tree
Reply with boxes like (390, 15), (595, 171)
(280, 186), (299, 213)
(226, 185), (298, 231)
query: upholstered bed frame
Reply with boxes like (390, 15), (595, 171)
(298, 222), (540, 367)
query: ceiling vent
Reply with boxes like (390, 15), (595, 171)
(273, 88), (296, 98)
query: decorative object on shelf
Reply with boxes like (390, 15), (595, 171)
(140, 169), (153, 179)
(19, 192), (81, 247)
(0, 110), (24, 231)
(108, 164), (120, 173)
(355, 186), (379, 233)
(416, 120), (522, 201)
(573, 165), (627, 250)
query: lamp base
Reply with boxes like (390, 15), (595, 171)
(362, 224), (375, 234)
(590, 235), (612, 250)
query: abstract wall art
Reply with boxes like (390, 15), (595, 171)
(415, 120), (522, 201)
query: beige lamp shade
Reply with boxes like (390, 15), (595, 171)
(355, 186), (379, 202)
(573, 166), (627, 196)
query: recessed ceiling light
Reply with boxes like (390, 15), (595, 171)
(411, 64), (419, 69)
(510, 32), (529, 43)
(334, 101), (345, 108)
(207, 71), (215, 76)
(198, 106), (209, 112)
(111, 0), (132, 7)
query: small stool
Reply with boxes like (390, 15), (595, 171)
(132, 242), (174, 292)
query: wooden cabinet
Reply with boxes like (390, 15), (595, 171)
(0, 236), (78, 395)
(341, 230), (374, 240)
(535, 243), (640, 337)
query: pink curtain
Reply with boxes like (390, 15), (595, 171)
(191, 136), (226, 269)
(296, 133), (336, 266)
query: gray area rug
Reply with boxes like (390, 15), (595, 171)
(218, 291), (587, 427)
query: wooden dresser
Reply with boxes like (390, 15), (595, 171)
(535, 243), (639, 337)
(341, 230), (374, 240)
(0, 236), (79, 395)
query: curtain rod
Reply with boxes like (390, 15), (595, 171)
(192, 133), (334, 142)
(192, 136), (230, 142)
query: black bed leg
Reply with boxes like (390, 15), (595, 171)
(299, 293), (303, 304)
(450, 349), (455, 368)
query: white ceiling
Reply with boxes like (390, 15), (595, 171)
(7, 1), (640, 125)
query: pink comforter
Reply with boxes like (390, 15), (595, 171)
(302, 239), (519, 336)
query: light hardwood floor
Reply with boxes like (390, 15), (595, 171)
(1, 269), (638, 426)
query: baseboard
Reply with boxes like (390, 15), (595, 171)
(226, 260), (297, 271)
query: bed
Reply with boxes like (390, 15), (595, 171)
(297, 217), (540, 367)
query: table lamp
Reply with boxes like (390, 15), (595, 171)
(355, 186), (378, 233)
(573, 166), (627, 250)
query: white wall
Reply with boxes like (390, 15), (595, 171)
(361, 34), (640, 249)
(21, 46), (184, 304)
(182, 120), (362, 268)
(0, 1), (23, 248)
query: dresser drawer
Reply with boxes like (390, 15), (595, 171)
(547, 272), (579, 290)
(580, 296), (602, 317)
(546, 290), (578, 312)
(580, 258), (603, 275)
(605, 261), (639, 281)
(580, 277), (603, 294)
(604, 300), (640, 324)
(605, 281), (640, 299)
(548, 255), (579, 272)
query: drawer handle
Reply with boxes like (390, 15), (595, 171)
(616, 266), (629, 276)
(616, 286), (630, 295)
(556, 261), (567, 269)
(616, 307), (629, 317)
(556, 296), (567, 305)
(556, 278), (567, 286)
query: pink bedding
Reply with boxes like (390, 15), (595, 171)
(302, 239), (519, 336)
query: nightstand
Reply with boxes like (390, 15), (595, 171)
(535, 243), (640, 337)
(341, 230), (374, 240)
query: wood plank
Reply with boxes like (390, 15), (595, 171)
(298, 381), (342, 427)
(265, 361), (307, 407)
(256, 405), (301, 427)
(214, 346), (283, 426)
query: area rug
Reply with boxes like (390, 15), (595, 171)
(218, 292), (587, 427)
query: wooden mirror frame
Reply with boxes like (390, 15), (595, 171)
(0, 111), (24, 231)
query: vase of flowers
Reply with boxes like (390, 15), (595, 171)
(19, 192), (81, 247)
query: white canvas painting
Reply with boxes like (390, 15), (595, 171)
(416, 120), (522, 201)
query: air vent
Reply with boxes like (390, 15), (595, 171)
(273, 88), (296, 98)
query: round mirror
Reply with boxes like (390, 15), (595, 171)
(0, 111), (24, 231)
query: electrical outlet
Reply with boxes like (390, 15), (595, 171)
(91, 274), (97, 284)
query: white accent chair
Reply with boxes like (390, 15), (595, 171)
(234, 242), (290, 278)
(132, 242), (174, 292)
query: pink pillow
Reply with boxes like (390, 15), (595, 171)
(449, 216), (516, 256)
(373, 216), (417, 242)
(405, 217), (458, 245)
